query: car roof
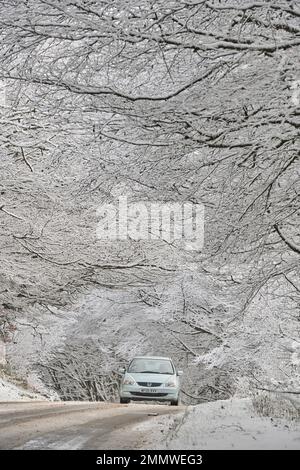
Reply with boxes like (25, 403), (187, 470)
(130, 356), (172, 361)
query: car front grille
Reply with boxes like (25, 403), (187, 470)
(137, 382), (162, 387)
(130, 392), (168, 397)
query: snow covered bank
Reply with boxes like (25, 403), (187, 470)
(146, 399), (300, 450)
(0, 376), (46, 401)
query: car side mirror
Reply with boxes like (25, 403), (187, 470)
(118, 367), (126, 374)
(177, 370), (183, 376)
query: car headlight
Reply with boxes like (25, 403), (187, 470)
(123, 375), (136, 385)
(165, 379), (177, 387)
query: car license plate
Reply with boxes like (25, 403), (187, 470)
(140, 388), (157, 393)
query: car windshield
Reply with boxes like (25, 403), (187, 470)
(128, 358), (174, 374)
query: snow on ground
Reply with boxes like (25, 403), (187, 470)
(0, 377), (46, 401)
(134, 399), (300, 450)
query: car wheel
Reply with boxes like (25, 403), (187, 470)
(170, 399), (179, 406)
(170, 394), (180, 406)
(120, 397), (130, 404)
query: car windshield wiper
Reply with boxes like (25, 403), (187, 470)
(139, 370), (160, 373)
(137, 370), (173, 374)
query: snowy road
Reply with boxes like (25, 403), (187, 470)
(0, 401), (183, 450)
(1, 399), (298, 450)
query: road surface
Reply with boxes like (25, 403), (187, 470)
(0, 401), (183, 449)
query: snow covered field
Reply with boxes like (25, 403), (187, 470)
(135, 398), (300, 450)
(0, 377), (45, 402)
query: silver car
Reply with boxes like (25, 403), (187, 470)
(119, 356), (182, 406)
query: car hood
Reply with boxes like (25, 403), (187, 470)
(127, 372), (175, 383)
